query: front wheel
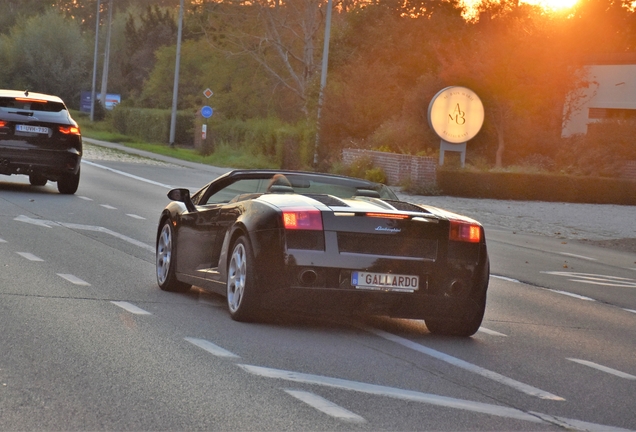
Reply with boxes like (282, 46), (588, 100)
(57, 168), (80, 194)
(227, 235), (260, 322)
(156, 220), (191, 292)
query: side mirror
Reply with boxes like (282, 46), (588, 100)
(167, 188), (196, 212)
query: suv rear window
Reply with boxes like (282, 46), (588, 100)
(0, 97), (66, 113)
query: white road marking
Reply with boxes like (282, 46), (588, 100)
(126, 214), (146, 220)
(16, 252), (43, 262)
(478, 327), (507, 337)
(77, 196), (93, 201)
(111, 301), (151, 315)
(365, 327), (564, 401)
(284, 390), (366, 423)
(15, 215), (154, 253)
(240, 365), (630, 430)
(567, 359), (636, 380)
(624, 308), (636, 314)
(100, 204), (117, 210)
(542, 271), (636, 288)
(558, 252), (597, 261)
(0, 238), (7, 243)
(491, 275), (520, 283)
(82, 160), (174, 189)
(545, 289), (595, 301)
(185, 337), (240, 358)
(57, 274), (91, 286)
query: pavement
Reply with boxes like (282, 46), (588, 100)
(83, 138), (636, 253)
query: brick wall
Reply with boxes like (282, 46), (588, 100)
(342, 148), (437, 186)
(624, 161), (636, 181)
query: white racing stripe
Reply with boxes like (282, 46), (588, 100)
(83, 160), (174, 189)
(567, 359), (636, 380)
(185, 337), (240, 358)
(284, 390), (366, 423)
(366, 327), (564, 401)
(111, 301), (151, 315)
(240, 364), (631, 431)
(57, 273), (91, 286)
(16, 252), (44, 262)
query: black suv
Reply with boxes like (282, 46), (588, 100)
(0, 89), (82, 194)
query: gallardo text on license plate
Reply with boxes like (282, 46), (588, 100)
(352, 271), (419, 292)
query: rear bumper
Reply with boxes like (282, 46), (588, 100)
(0, 146), (81, 179)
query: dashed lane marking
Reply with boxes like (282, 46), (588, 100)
(126, 214), (146, 220)
(558, 252), (597, 261)
(82, 160), (174, 189)
(16, 252), (44, 262)
(545, 289), (596, 301)
(239, 364), (631, 431)
(365, 327), (564, 401)
(542, 271), (636, 288)
(77, 196), (93, 201)
(57, 274), (90, 286)
(478, 327), (507, 337)
(284, 390), (366, 423)
(185, 337), (240, 358)
(111, 301), (151, 315)
(567, 359), (636, 380)
(100, 204), (117, 210)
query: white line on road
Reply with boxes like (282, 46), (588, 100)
(545, 289), (596, 301)
(126, 214), (146, 220)
(111, 301), (151, 315)
(77, 196), (93, 201)
(624, 308), (636, 314)
(82, 160), (174, 189)
(15, 215), (154, 253)
(100, 204), (117, 210)
(185, 337), (240, 358)
(491, 275), (520, 283)
(284, 389), (366, 423)
(365, 327), (564, 401)
(16, 252), (44, 262)
(0, 237), (7, 243)
(478, 327), (507, 337)
(57, 274), (91, 286)
(567, 359), (636, 380)
(559, 252), (597, 261)
(239, 364), (630, 431)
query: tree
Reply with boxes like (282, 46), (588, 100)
(0, 10), (90, 106)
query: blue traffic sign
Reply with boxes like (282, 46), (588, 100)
(201, 106), (213, 118)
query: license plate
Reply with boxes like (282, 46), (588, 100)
(352, 271), (419, 292)
(16, 124), (49, 134)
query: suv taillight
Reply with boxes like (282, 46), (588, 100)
(282, 209), (323, 230)
(59, 126), (80, 135)
(449, 220), (481, 243)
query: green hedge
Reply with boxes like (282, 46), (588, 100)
(437, 171), (636, 205)
(111, 107), (194, 144)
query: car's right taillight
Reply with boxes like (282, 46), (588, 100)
(59, 126), (81, 135)
(282, 209), (323, 230)
(449, 220), (481, 243)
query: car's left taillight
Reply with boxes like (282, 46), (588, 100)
(449, 220), (481, 243)
(282, 209), (323, 230)
(0, 120), (7, 128)
(59, 125), (81, 135)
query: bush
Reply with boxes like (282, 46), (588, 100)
(111, 107), (194, 144)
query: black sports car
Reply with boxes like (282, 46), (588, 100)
(0, 89), (82, 194)
(156, 169), (489, 336)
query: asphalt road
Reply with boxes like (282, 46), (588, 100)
(0, 143), (634, 431)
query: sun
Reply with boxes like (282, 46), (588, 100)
(522, 0), (579, 11)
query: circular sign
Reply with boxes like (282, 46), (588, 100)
(201, 106), (213, 118)
(427, 86), (484, 144)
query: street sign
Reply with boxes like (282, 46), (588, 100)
(201, 106), (213, 118)
(203, 88), (213, 98)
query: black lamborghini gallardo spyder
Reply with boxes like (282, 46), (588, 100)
(156, 170), (489, 336)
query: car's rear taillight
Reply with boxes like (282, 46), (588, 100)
(59, 126), (80, 135)
(366, 212), (410, 220)
(0, 120), (7, 127)
(282, 209), (323, 230)
(449, 220), (481, 243)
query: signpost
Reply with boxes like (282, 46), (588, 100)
(428, 86), (484, 167)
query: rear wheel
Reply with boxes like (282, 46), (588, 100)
(156, 220), (191, 292)
(29, 174), (47, 186)
(227, 235), (260, 322)
(57, 168), (80, 194)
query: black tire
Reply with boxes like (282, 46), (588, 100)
(29, 174), (47, 186)
(425, 261), (490, 337)
(57, 168), (80, 194)
(156, 220), (191, 292)
(226, 235), (260, 322)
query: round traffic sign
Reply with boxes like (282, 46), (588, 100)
(201, 106), (213, 118)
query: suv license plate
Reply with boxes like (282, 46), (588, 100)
(352, 271), (419, 292)
(16, 125), (49, 134)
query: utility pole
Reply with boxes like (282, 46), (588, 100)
(90, 0), (101, 122)
(169, 0), (185, 147)
(99, 0), (113, 111)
